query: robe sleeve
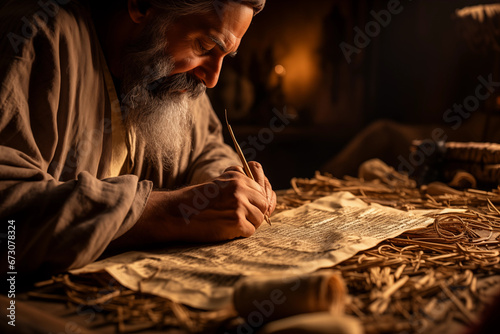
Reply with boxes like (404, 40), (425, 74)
(0, 5), (152, 275)
(185, 94), (241, 185)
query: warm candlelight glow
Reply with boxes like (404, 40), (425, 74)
(274, 64), (286, 76)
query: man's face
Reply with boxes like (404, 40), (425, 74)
(119, 2), (254, 167)
(164, 2), (254, 89)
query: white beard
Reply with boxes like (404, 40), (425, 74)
(119, 13), (203, 169)
(124, 87), (193, 169)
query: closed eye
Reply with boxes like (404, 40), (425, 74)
(196, 40), (214, 55)
(208, 35), (238, 58)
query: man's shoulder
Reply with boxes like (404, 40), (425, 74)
(1, 0), (93, 55)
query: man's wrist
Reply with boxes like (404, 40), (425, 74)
(108, 189), (186, 250)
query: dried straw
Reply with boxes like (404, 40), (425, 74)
(31, 163), (500, 333)
(278, 168), (500, 333)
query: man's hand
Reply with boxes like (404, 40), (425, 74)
(110, 162), (276, 249)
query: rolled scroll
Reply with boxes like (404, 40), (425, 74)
(232, 270), (346, 323)
(257, 312), (364, 334)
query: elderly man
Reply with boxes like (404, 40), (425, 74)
(0, 0), (276, 277)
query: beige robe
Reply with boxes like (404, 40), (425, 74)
(0, 0), (239, 275)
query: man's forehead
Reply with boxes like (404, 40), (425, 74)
(170, 3), (253, 53)
(171, 3), (253, 38)
(213, 2), (254, 38)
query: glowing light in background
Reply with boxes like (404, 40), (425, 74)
(279, 46), (319, 108)
(274, 64), (287, 76)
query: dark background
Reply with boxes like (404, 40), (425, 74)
(207, 0), (500, 189)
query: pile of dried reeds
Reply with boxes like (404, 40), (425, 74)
(31, 160), (500, 333)
(31, 274), (237, 333)
(277, 162), (500, 333)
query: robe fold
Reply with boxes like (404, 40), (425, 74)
(0, 0), (239, 274)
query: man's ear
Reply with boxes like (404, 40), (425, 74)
(128, 0), (152, 23)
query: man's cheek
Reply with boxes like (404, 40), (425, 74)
(170, 56), (196, 75)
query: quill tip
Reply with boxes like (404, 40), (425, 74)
(265, 215), (272, 226)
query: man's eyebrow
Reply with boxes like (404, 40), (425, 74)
(208, 35), (238, 57)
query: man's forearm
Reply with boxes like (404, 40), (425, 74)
(108, 190), (188, 250)
(108, 163), (277, 250)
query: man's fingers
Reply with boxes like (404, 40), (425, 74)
(267, 186), (277, 215)
(245, 188), (269, 218)
(242, 199), (264, 230)
(264, 178), (276, 212)
(248, 161), (266, 191)
(213, 173), (269, 214)
(248, 161), (275, 215)
(223, 165), (264, 195)
(222, 203), (262, 236)
(217, 190), (264, 232)
(222, 163), (274, 219)
(224, 165), (245, 174)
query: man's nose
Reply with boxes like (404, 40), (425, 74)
(194, 57), (224, 88)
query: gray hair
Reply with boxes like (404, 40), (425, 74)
(148, 0), (266, 17)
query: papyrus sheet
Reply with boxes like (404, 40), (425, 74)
(72, 192), (438, 310)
